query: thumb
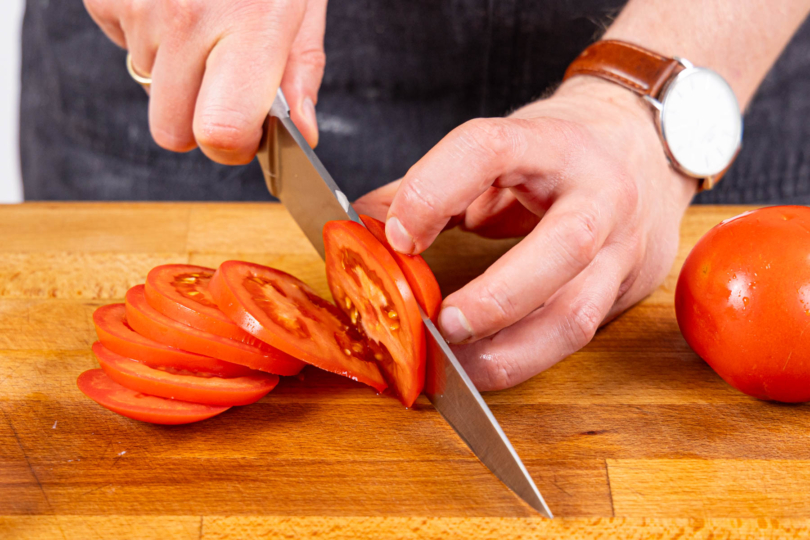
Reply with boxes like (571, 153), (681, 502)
(281, 0), (328, 148)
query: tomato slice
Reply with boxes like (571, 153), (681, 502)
(324, 221), (425, 407)
(209, 261), (387, 392)
(359, 215), (443, 401)
(126, 285), (305, 376)
(93, 342), (278, 406)
(93, 303), (253, 378)
(77, 369), (229, 425)
(359, 215), (442, 319)
(145, 264), (257, 342)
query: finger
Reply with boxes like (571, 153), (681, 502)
(353, 179), (402, 221)
(454, 244), (628, 391)
(384, 117), (571, 254)
(461, 188), (542, 239)
(118, 0), (160, 77)
(148, 4), (207, 152)
(83, 0), (126, 48)
(280, 0), (328, 148)
(438, 193), (618, 344)
(193, 4), (306, 165)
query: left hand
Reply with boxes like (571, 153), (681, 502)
(355, 77), (697, 391)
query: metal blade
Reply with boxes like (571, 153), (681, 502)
(258, 91), (362, 256)
(423, 314), (552, 518)
(259, 90), (552, 518)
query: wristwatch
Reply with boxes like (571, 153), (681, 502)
(564, 40), (743, 190)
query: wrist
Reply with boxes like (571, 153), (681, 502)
(555, 76), (699, 201)
(555, 76), (652, 127)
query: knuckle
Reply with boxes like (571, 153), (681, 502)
(163, 0), (204, 29)
(194, 108), (257, 153)
(564, 298), (603, 351)
(228, 0), (295, 23)
(456, 118), (520, 160)
(556, 210), (600, 270)
(399, 172), (447, 217)
(292, 47), (327, 72)
(478, 279), (519, 328)
(122, 0), (150, 21)
(478, 350), (522, 391)
(482, 363), (512, 391)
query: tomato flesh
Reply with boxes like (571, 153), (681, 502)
(93, 342), (278, 406)
(359, 215), (442, 399)
(93, 303), (253, 378)
(324, 221), (425, 407)
(77, 369), (229, 425)
(360, 215), (442, 319)
(676, 205), (810, 403)
(126, 285), (305, 376)
(145, 264), (258, 342)
(209, 261), (387, 392)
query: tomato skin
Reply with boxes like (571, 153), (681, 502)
(77, 369), (230, 425)
(93, 303), (253, 378)
(209, 261), (387, 392)
(359, 215), (442, 318)
(145, 264), (254, 342)
(675, 206), (810, 403)
(324, 221), (425, 407)
(93, 342), (278, 406)
(126, 285), (305, 376)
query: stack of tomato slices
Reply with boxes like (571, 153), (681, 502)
(78, 216), (442, 424)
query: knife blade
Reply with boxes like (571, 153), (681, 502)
(258, 89), (552, 518)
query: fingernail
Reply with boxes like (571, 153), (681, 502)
(303, 97), (318, 145)
(385, 216), (415, 254)
(438, 306), (474, 344)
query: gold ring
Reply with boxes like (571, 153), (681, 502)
(126, 53), (152, 87)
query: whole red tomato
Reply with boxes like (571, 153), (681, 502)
(675, 205), (810, 402)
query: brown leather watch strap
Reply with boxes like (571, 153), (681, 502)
(563, 40), (681, 98)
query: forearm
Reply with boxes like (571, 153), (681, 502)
(603, 0), (810, 109)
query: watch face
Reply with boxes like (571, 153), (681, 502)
(659, 67), (742, 178)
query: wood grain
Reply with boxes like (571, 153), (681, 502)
(2, 203), (809, 538)
(609, 459), (810, 518)
(0, 516), (201, 540)
(4, 516), (809, 540)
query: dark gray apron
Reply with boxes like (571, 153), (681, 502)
(20, 1), (810, 204)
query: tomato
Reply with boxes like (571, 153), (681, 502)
(324, 221), (425, 407)
(145, 264), (257, 342)
(359, 215), (442, 318)
(676, 205), (810, 403)
(93, 303), (253, 378)
(93, 342), (278, 406)
(210, 261), (387, 391)
(126, 285), (305, 376)
(77, 369), (229, 425)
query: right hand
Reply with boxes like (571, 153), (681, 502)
(84, 0), (327, 164)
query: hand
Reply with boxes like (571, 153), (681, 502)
(84, 0), (327, 163)
(355, 77), (697, 391)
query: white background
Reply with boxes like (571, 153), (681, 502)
(0, 0), (25, 203)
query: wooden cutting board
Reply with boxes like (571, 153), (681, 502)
(1, 203), (808, 540)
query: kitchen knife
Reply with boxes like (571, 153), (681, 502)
(258, 89), (552, 519)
